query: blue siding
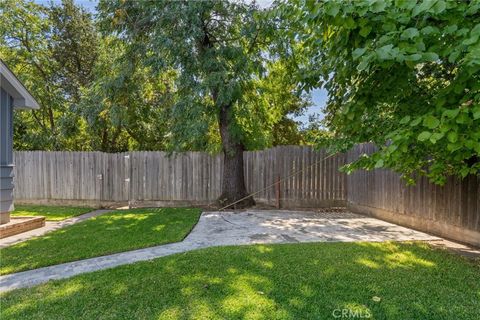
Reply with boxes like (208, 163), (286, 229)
(1, 88), (13, 165)
(1, 88), (14, 221)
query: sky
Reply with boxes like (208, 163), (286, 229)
(303, 89), (326, 125)
(34, 0), (327, 125)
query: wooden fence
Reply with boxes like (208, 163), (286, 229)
(14, 152), (129, 203)
(13, 146), (347, 208)
(12, 145), (480, 246)
(346, 143), (480, 246)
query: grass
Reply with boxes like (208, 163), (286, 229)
(10, 205), (93, 221)
(0, 208), (201, 275)
(1, 242), (479, 320)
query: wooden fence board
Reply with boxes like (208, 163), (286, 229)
(10, 145), (480, 245)
(13, 146), (346, 207)
(346, 143), (480, 239)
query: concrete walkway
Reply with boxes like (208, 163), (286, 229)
(0, 209), (112, 248)
(0, 210), (441, 292)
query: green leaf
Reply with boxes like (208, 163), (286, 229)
(345, 17), (356, 29)
(447, 143), (462, 152)
(395, 0), (416, 10)
(422, 52), (439, 61)
(472, 24), (480, 37)
(410, 117), (422, 126)
(387, 144), (398, 152)
(325, 3), (340, 17)
(421, 26), (439, 35)
(445, 25), (458, 34)
(423, 115), (440, 129)
(447, 131), (458, 143)
(412, 0), (434, 17)
(352, 48), (367, 60)
(432, 0), (446, 14)
(456, 113), (469, 124)
(466, 4), (480, 15)
(404, 53), (422, 61)
(370, 0), (387, 13)
(439, 123), (452, 133)
(457, 27), (471, 37)
(475, 143), (480, 154)
(374, 159), (384, 168)
(430, 132), (445, 144)
(453, 83), (465, 94)
(473, 107), (480, 120)
(357, 58), (370, 71)
(401, 27), (419, 39)
(418, 131), (432, 141)
(465, 139), (477, 150)
(359, 26), (372, 37)
(448, 50), (460, 63)
(442, 109), (459, 118)
(376, 44), (394, 60)
(400, 115), (411, 124)
(382, 22), (396, 32)
(436, 96), (447, 107)
(462, 36), (479, 46)
(460, 167), (470, 177)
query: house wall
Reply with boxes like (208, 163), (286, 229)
(0, 88), (14, 224)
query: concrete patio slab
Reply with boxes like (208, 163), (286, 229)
(0, 209), (441, 292)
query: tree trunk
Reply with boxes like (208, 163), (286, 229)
(217, 104), (255, 209)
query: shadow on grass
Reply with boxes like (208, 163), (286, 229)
(0, 208), (201, 275)
(2, 241), (479, 319)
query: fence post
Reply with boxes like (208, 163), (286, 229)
(124, 153), (131, 207)
(275, 175), (281, 209)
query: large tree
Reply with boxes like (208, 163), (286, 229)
(98, 0), (305, 206)
(0, 0), (99, 150)
(1, 0), (309, 155)
(280, 0), (480, 184)
(75, 33), (171, 152)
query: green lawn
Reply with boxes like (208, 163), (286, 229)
(1, 242), (479, 320)
(0, 208), (201, 275)
(10, 205), (93, 221)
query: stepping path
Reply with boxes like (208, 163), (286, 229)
(0, 209), (113, 249)
(0, 210), (442, 292)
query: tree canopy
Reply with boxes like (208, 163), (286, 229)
(1, 0), (312, 206)
(1, 0), (99, 150)
(2, 0), (478, 196)
(1, 0), (310, 153)
(96, 0), (312, 205)
(280, 0), (480, 184)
